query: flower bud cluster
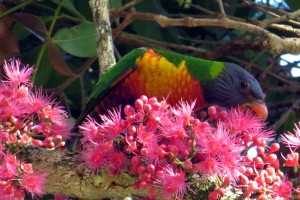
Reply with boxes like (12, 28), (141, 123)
(80, 95), (299, 199)
(0, 59), (71, 199)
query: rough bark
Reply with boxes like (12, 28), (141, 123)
(89, 0), (116, 76)
(24, 147), (147, 199)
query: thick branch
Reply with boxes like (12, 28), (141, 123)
(89, 0), (116, 76)
(25, 148), (147, 199)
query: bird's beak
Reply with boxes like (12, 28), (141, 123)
(242, 101), (268, 121)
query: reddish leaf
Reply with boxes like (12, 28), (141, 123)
(11, 13), (47, 41)
(46, 39), (75, 76)
(0, 4), (20, 62)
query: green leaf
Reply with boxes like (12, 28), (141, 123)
(52, 22), (97, 58)
(22, 45), (54, 86)
(52, 0), (86, 19)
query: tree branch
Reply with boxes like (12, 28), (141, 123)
(25, 148), (147, 199)
(89, 0), (116, 76)
(112, 10), (300, 55)
(261, 9), (300, 28)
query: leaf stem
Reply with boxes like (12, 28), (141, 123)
(32, 0), (64, 82)
(0, 0), (34, 18)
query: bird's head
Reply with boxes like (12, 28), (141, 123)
(203, 63), (268, 120)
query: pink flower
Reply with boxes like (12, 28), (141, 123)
(21, 172), (48, 197)
(0, 97), (24, 119)
(98, 106), (125, 140)
(81, 144), (110, 173)
(194, 121), (213, 141)
(273, 178), (293, 199)
(197, 123), (241, 156)
(224, 109), (274, 141)
(172, 100), (195, 126)
(107, 152), (127, 175)
(283, 152), (299, 167)
(169, 138), (190, 159)
(193, 155), (222, 177)
(26, 89), (54, 113)
(137, 126), (158, 147)
(158, 114), (187, 139)
(38, 105), (71, 138)
(281, 123), (300, 149)
(3, 59), (34, 88)
(21, 163), (33, 174)
(0, 154), (18, 178)
(156, 165), (188, 198)
(141, 139), (165, 165)
(80, 116), (104, 144)
(218, 153), (243, 180)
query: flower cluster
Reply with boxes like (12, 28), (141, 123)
(0, 59), (71, 199)
(79, 94), (297, 199)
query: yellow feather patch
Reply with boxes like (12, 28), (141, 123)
(100, 50), (205, 111)
(209, 62), (224, 79)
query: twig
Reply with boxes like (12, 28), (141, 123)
(216, 0), (226, 15)
(115, 32), (206, 53)
(33, 0), (64, 82)
(112, 0), (143, 13)
(267, 86), (300, 92)
(270, 24), (300, 37)
(113, 11), (134, 39)
(110, 0), (143, 21)
(112, 10), (300, 54)
(192, 3), (258, 25)
(257, 54), (279, 81)
(228, 56), (296, 86)
(244, 0), (300, 27)
(245, 49), (268, 71)
(55, 57), (97, 96)
(271, 99), (300, 130)
(200, 39), (265, 60)
(243, 0), (288, 16)
(192, 3), (300, 37)
(261, 9), (300, 28)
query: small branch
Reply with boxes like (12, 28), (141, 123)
(112, 10), (300, 55)
(113, 11), (134, 39)
(261, 9), (300, 28)
(112, 0), (143, 13)
(244, 0), (300, 27)
(270, 24), (300, 37)
(200, 39), (265, 60)
(228, 56), (296, 86)
(33, 0), (64, 82)
(267, 86), (300, 92)
(89, 0), (116, 76)
(243, 0), (288, 16)
(54, 57), (97, 96)
(115, 32), (206, 53)
(271, 99), (300, 130)
(216, 0), (226, 15)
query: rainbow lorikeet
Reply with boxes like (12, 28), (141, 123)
(75, 48), (267, 127)
(68, 48), (267, 151)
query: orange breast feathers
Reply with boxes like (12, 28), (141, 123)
(100, 50), (205, 111)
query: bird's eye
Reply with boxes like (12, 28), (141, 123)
(240, 81), (249, 90)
